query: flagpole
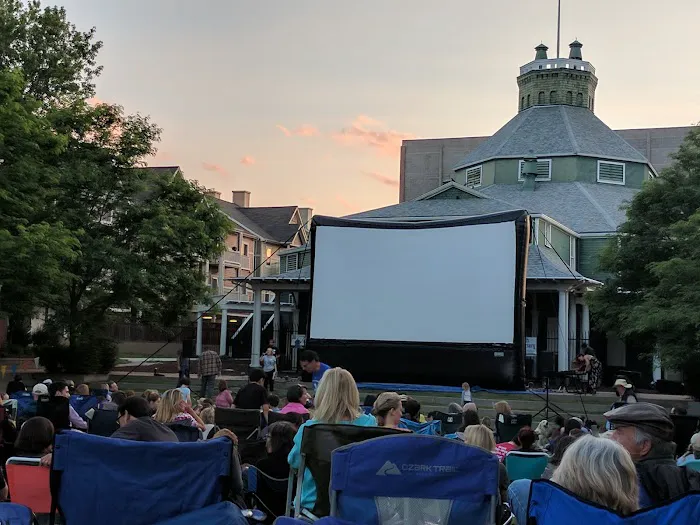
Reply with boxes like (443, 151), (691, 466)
(557, 0), (561, 58)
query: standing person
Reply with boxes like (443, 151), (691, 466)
(461, 382), (472, 406)
(198, 348), (222, 399)
(575, 351), (603, 394)
(177, 377), (192, 405)
(299, 350), (330, 390)
(260, 347), (277, 392)
(176, 346), (190, 379)
(6, 374), (26, 396)
(614, 378), (639, 403)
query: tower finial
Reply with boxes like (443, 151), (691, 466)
(556, 0), (562, 58)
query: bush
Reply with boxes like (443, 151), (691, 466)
(32, 327), (117, 374)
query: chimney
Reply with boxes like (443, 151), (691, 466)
(521, 155), (538, 191)
(232, 190), (250, 208)
(203, 189), (221, 200)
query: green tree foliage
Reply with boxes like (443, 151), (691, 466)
(588, 125), (700, 392)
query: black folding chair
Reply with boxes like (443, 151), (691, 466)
(267, 412), (311, 425)
(88, 409), (119, 437)
(672, 414), (700, 458)
(215, 407), (265, 464)
(245, 465), (290, 523)
(496, 414), (532, 443)
(427, 411), (461, 435)
(289, 424), (405, 519)
(166, 423), (202, 442)
(36, 396), (70, 431)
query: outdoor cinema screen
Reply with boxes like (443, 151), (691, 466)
(306, 211), (530, 388)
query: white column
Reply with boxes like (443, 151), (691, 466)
(568, 295), (577, 363)
(217, 257), (225, 295)
(581, 303), (590, 345)
(557, 290), (569, 371)
(219, 309), (228, 356)
(250, 286), (262, 368)
(273, 292), (281, 347)
(196, 315), (203, 356)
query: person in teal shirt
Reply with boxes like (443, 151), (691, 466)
(287, 367), (377, 511)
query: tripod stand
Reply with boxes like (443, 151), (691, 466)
(531, 377), (569, 421)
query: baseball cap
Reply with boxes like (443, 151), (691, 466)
(42, 379), (53, 385)
(32, 383), (49, 396)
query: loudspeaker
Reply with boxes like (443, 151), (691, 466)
(182, 338), (196, 358)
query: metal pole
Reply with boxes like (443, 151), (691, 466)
(557, 0), (561, 58)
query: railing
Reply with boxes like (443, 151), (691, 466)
(222, 250), (253, 270)
(519, 58), (595, 76)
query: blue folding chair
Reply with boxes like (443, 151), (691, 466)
(154, 501), (247, 524)
(683, 459), (700, 472)
(527, 480), (700, 524)
(11, 392), (36, 423)
(330, 434), (500, 524)
(275, 518), (355, 525)
(69, 395), (98, 420)
(50, 431), (234, 524)
(504, 451), (549, 480)
(0, 502), (36, 525)
(398, 418), (441, 435)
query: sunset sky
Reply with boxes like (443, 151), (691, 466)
(59, 0), (700, 216)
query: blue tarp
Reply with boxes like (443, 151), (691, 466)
(356, 382), (542, 395)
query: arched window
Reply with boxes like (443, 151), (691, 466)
(577, 93), (584, 106)
(538, 91), (545, 104)
(527, 94), (531, 107)
(550, 91), (557, 104)
(521, 96), (525, 110)
(566, 91), (573, 104)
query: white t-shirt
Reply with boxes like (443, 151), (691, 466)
(462, 389), (472, 403)
(262, 355), (277, 373)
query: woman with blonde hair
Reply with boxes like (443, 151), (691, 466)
(288, 368), (377, 511)
(463, 424), (510, 505)
(153, 389), (206, 431)
(373, 392), (408, 430)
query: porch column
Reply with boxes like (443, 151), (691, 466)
(581, 303), (590, 345)
(219, 308), (228, 356)
(273, 291), (281, 347)
(250, 286), (262, 368)
(196, 315), (203, 356)
(217, 257), (225, 295)
(557, 290), (569, 371)
(292, 293), (300, 365)
(568, 295), (577, 363)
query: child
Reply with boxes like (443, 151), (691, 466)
(461, 382), (472, 405)
(268, 393), (281, 412)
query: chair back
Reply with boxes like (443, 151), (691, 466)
(505, 451), (549, 481)
(215, 407), (260, 438)
(151, 501), (247, 525)
(298, 424), (405, 518)
(36, 396), (70, 431)
(246, 465), (290, 520)
(166, 423), (201, 442)
(496, 414), (532, 443)
(69, 395), (98, 420)
(0, 502), (35, 525)
(684, 459), (700, 473)
(50, 431), (233, 525)
(12, 395), (36, 424)
(268, 412), (311, 425)
(6, 457), (51, 514)
(427, 411), (461, 435)
(528, 479), (700, 524)
(330, 435), (499, 525)
(2, 400), (18, 422)
(398, 418), (441, 435)
(88, 409), (119, 437)
(671, 415), (700, 458)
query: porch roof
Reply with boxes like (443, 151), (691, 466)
(527, 245), (601, 284)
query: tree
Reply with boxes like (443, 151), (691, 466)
(587, 125), (700, 394)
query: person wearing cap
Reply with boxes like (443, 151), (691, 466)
(605, 402), (700, 506)
(614, 378), (638, 403)
(677, 432), (700, 467)
(32, 383), (49, 400)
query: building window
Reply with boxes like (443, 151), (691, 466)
(520, 96), (524, 110)
(550, 91), (557, 104)
(597, 161), (626, 185)
(538, 91), (545, 104)
(527, 94), (531, 107)
(566, 91), (573, 104)
(465, 165), (482, 188)
(287, 253), (298, 272)
(569, 236), (576, 269)
(265, 247), (272, 265)
(243, 244), (249, 256)
(577, 93), (584, 106)
(544, 222), (552, 248)
(518, 159), (552, 181)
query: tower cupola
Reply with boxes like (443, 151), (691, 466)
(535, 43), (549, 60)
(569, 40), (583, 60)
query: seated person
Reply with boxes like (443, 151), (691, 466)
(268, 394), (280, 412)
(678, 432), (700, 466)
(15, 416), (54, 458)
(50, 381), (87, 431)
(153, 389), (206, 431)
(463, 424), (509, 513)
(215, 380), (234, 408)
(200, 406), (218, 439)
(234, 369), (270, 410)
(402, 398), (426, 423)
(516, 426), (542, 453)
(279, 385), (310, 416)
(111, 397), (178, 442)
(373, 392), (409, 431)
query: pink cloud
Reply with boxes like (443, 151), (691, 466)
(301, 197), (317, 206)
(332, 115), (415, 157)
(276, 124), (320, 137)
(334, 195), (356, 212)
(362, 170), (399, 188)
(240, 156), (256, 166)
(201, 162), (228, 176)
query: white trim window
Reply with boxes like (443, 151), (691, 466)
(518, 159), (552, 181)
(597, 161), (626, 185)
(543, 222), (553, 248)
(465, 165), (482, 188)
(569, 236), (576, 269)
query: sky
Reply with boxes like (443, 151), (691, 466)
(58, 0), (700, 217)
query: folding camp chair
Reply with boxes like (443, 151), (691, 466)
(527, 479), (700, 524)
(398, 418), (441, 435)
(216, 407), (266, 464)
(6, 457), (51, 516)
(427, 411), (461, 435)
(0, 502), (37, 525)
(504, 451), (549, 481)
(153, 501), (248, 525)
(36, 397), (70, 432)
(165, 423), (202, 442)
(275, 518), (355, 525)
(87, 409), (119, 437)
(684, 459), (700, 472)
(11, 394), (37, 425)
(267, 412), (311, 426)
(245, 465), (290, 523)
(68, 395), (98, 421)
(289, 424), (405, 519)
(329, 434), (500, 524)
(496, 414), (532, 443)
(671, 415), (699, 458)
(49, 431), (234, 525)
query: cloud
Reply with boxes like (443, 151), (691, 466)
(201, 162), (228, 176)
(332, 115), (415, 157)
(240, 156), (256, 166)
(276, 124), (320, 137)
(301, 197), (317, 206)
(361, 170), (399, 188)
(334, 195), (356, 212)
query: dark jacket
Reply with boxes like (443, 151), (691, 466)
(111, 417), (178, 442)
(637, 451), (700, 505)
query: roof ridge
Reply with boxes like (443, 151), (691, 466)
(560, 106), (580, 154)
(573, 182), (618, 230)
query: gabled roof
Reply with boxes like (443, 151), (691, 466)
(528, 245), (599, 283)
(454, 105), (650, 170)
(414, 181), (488, 200)
(214, 199), (302, 244)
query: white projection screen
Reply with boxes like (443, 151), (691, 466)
(310, 218), (517, 344)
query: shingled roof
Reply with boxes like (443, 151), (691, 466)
(214, 199), (301, 244)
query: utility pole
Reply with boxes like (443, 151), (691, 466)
(557, 0), (562, 58)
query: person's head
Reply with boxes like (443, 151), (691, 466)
(266, 421), (297, 455)
(50, 381), (70, 398)
(463, 424), (496, 453)
(447, 402), (463, 414)
(31, 383), (49, 399)
(460, 410), (481, 432)
(462, 382), (470, 391)
(575, 354), (585, 364)
(299, 350), (321, 373)
(517, 426), (537, 450)
(606, 402), (675, 462)
(13, 374), (22, 382)
(403, 398), (421, 422)
(153, 389), (188, 424)
(614, 378), (633, 397)
(363, 394), (377, 407)
(200, 406), (215, 425)
(75, 384), (90, 396)
(373, 392), (403, 428)
(125, 390), (135, 398)
(690, 433), (700, 459)
(564, 417), (583, 436)
(64, 379), (75, 391)
(249, 368), (266, 385)
(268, 394), (280, 408)
(569, 428), (585, 439)
(493, 401), (511, 416)
(265, 347), (273, 356)
(146, 391), (160, 412)
(111, 391), (127, 407)
(218, 379), (228, 392)
(117, 396), (151, 427)
(286, 384), (306, 405)
(481, 416), (493, 429)
(15, 417), (54, 455)
(313, 367), (361, 424)
(462, 402), (478, 414)
(177, 377), (190, 388)
(552, 436), (638, 515)
(108, 381), (118, 393)
(198, 398), (214, 411)
(671, 406), (688, 416)
(550, 435), (577, 466)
